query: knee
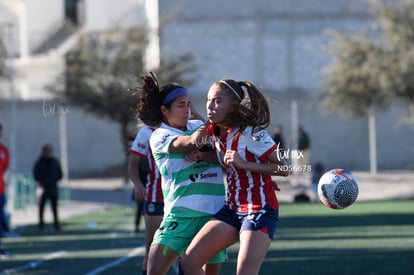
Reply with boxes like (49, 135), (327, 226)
(180, 254), (198, 274)
(147, 263), (171, 275)
(147, 255), (169, 275)
(237, 260), (261, 275)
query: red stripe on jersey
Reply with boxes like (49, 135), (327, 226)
(130, 149), (146, 158)
(0, 144), (9, 194)
(220, 131), (278, 213)
(230, 133), (241, 212)
(259, 144), (278, 162)
(146, 145), (163, 202)
(131, 126), (163, 203)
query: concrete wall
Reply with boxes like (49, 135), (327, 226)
(82, 0), (145, 31)
(160, 0), (414, 171)
(159, 0), (371, 93)
(0, 100), (126, 176)
(2, 91), (412, 177)
(189, 92), (414, 171)
(1, 0), (413, 176)
(0, 0), (65, 56)
(26, 0), (65, 52)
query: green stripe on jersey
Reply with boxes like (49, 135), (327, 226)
(173, 183), (225, 197)
(172, 162), (220, 184)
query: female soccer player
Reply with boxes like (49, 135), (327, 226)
(181, 79), (288, 275)
(129, 77), (207, 275)
(138, 72), (226, 275)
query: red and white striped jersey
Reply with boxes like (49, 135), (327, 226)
(130, 126), (163, 203)
(211, 126), (278, 213)
(0, 143), (9, 195)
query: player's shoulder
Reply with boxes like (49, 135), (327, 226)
(132, 126), (153, 141)
(241, 127), (273, 144)
(154, 123), (173, 134)
(139, 125), (157, 133)
(151, 124), (176, 144)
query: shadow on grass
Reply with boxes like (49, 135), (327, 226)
(221, 202), (414, 275)
(1, 226), (146, 274)
(4, 201), (414, 275)
(1, 205), (146, 274)
(281, 213), (414, 228)
(224, 248), (414, 275)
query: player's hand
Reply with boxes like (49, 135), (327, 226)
(191, 122), (209, 148)
(272, 180), (281, 191)
(185, 150), (203, 162)
(134, 183), (146, 202)
(223, 150), (245, 169)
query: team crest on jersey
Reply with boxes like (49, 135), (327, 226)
(252, 130), (266, 141)
(147, 202), (156, 213)
(137, 142), (146, 149)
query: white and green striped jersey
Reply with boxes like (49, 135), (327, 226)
(150, 120), (225, 217)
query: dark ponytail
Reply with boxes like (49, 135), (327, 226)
(137, 72), (185, 126)
(217, 79), (270, 133)
(137, 72), (162, 126)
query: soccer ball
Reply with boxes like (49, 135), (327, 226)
(318, 169), (359, 209)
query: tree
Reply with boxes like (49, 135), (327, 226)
(321, 33), (391, 174)
(0, 35), (7, 78)
(371, 0), (414, 106)
(51, 26), (195, 182)
(321, 0), (414, 174)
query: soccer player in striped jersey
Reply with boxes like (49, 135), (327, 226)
(0, 124), (10, 258)
(181, 79), (289, 275)
(129, 124), (162, 275)
(138, 73), (226, 275)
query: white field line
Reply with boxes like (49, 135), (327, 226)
(1, 250), (67, 274)
(85, 246), (145, 275)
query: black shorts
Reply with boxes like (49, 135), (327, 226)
(144, 201), (164, 216)
(213, 204), (279, 239)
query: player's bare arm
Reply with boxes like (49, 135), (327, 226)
(224, 150), (288, 176)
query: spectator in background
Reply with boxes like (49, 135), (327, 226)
(0, 123), (11, 258)
(298, 125), (310, 169)
(272, 124), (285, 151)
(33, 144), (63, 233)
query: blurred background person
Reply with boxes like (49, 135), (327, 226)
(33, 144), (63, 233)
(272, 124), (285, 151)
(298, 125), (310, 169)
(0, 123), (11, 257)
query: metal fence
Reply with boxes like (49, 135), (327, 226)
(6, 173), (70, 212)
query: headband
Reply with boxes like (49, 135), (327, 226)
(162, 87), (188, 105)
(219, 80), (242, 101)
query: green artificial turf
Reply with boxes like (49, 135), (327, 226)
(2, 200), (414, 275)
